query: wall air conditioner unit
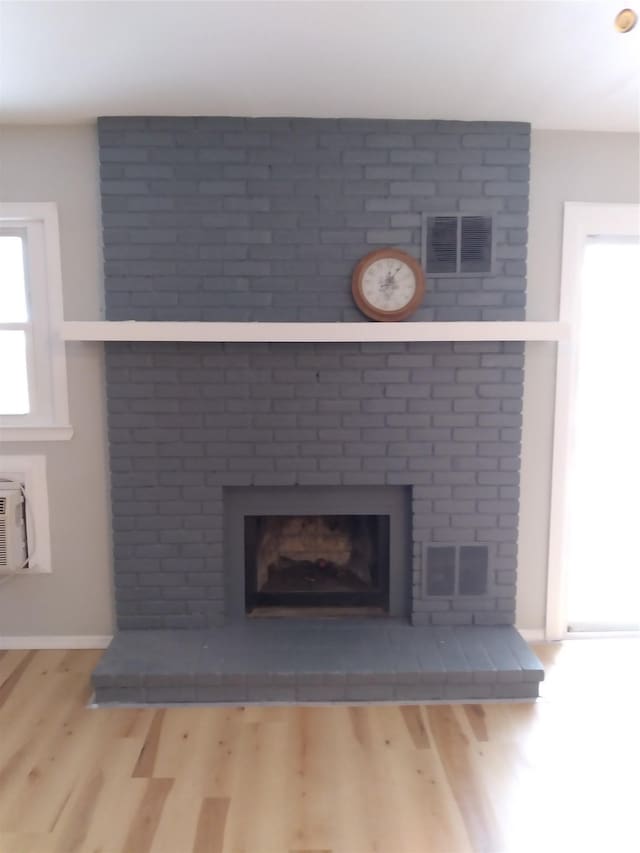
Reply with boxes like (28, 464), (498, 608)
(0, 482), (28, 573)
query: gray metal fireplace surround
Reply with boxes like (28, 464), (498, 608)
(225, 485), (410, 618)
(92, 116), (544, 703)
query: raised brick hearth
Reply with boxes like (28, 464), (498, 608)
(93, 116), (543, 703)
(93, 624), (543, 704)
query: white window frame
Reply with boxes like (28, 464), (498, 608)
(0, 203), (72, 441)
(545, 202), (640, 640)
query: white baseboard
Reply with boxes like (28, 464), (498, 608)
(517, 628), (546, 642)
(2, 631), (547, 650)
(0, 635), (113, 650)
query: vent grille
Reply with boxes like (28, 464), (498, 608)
(460, 216), (492, 273)
(426, 216), (458, 274)
(0, 518), (6, 567)
(425, 544), (489, 596)
(425, 214), (493, 276)
(0, 497), (5, 515)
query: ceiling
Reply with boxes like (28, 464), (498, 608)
(1, 1), (639, 131)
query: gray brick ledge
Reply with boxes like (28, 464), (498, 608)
(92, 624), (543, 703)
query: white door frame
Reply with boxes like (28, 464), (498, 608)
(545, 202), (640, 640)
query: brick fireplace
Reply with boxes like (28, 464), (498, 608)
(93, 116), (543, 702)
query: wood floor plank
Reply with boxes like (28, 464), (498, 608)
(284, 708), (344, 853)
(223, 717), (291, 852)
(74, 740), (147, 853)
(0, 650), (37, 707)
(0, 656), (74, 759)
(462, 703), (489, 742)
(132, 709), (166, 778)
(115, 707), (156, 741)
(192, 797), (229, 853)
(400, 704), (431, 749)
(1, 691), (106, 833)
(151, 707), (201, 780)
(147, 712), (224, 853)
(0, 667), (95, 832)
(196, 707), (246, 799)
(121, 777), (173, 853)
(49, 768), (103, 852)
(0, 649), (30, 683)
(0, 832), (53, 853)
(55, 649), (102, 674)
(347, 705), (372, 749)
(427, 705), (502, 852)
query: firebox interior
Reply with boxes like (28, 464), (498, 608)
(244, 514), (390, 611)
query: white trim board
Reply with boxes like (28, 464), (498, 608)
(562, 631), (640, 640)
(0, 635), (113, 650)
(0, 632), (548, 649)
(0, 426), (73, 442)
(63, 320), (568, 343)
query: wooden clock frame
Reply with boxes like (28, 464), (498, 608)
(351, 248), (426, 322)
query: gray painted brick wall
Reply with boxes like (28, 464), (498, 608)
(98, 117), (529, 630)
(98, 117), (529, 323)
(107, 341), (523, 629)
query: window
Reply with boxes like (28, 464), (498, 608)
(0, 203), (71, 440)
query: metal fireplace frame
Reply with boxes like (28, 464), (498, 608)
(224, 486), (410, 621)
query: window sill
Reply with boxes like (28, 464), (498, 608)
(0, 425), (74, 442)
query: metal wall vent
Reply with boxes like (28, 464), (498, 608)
(425, 544), (489, 596)
(424, 214), (493, 276)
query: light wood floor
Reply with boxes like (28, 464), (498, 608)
(0, 640), (638, 853)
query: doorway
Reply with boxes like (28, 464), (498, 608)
(566, 236), (640, 630)
(548, 203), (640, 636)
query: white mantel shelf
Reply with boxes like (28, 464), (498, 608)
(62, 320), (568, 343)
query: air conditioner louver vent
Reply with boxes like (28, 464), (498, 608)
(0, 519), (7, 566)
(425, 214), (494, 276)
(0, 484), (27, 572)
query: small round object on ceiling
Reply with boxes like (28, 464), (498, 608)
(614, 8), (637, 32)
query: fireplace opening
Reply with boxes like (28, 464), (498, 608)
(244, 514), (390, 613)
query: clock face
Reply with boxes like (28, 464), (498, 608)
(361, 257), (417, 311)
(352, 248), (426, 321)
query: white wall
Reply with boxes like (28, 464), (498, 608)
(1, 124), (637, 641)
(0, 125), (114, 640)
(518, 130), (640, 631)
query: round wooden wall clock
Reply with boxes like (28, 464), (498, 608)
(351, 248), (426, 321)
